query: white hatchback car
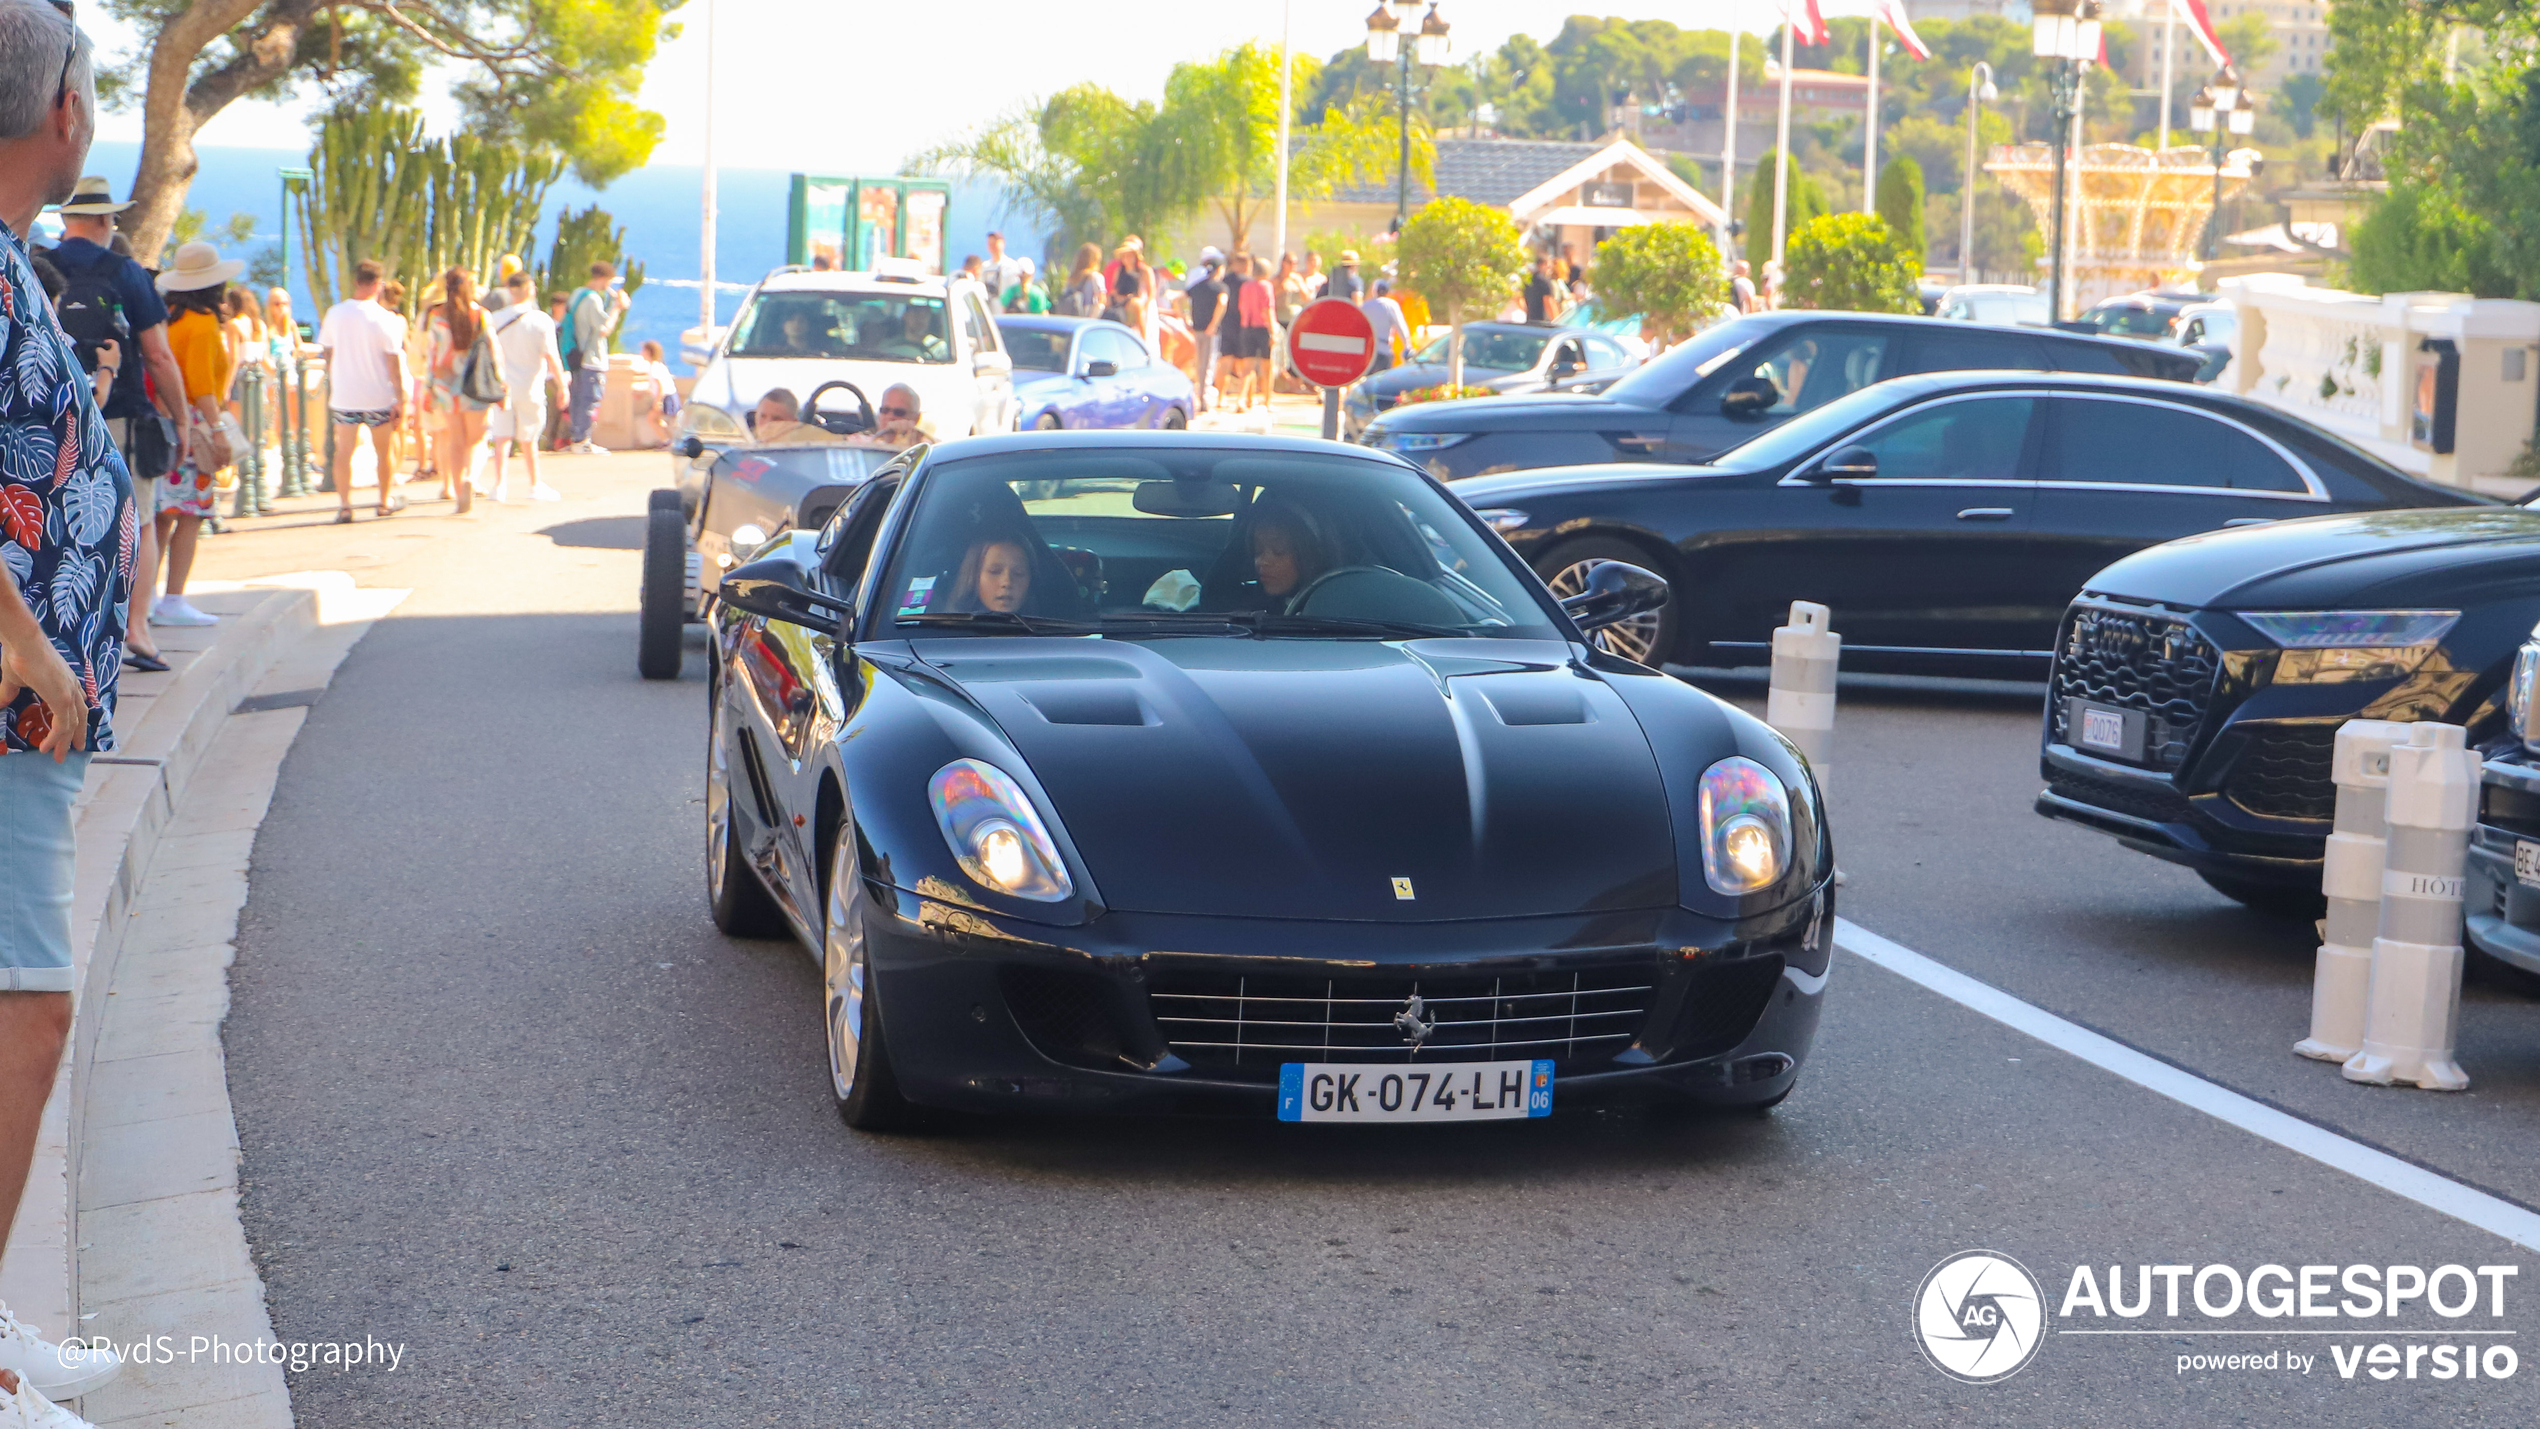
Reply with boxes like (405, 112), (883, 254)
(675, 264), (1015, 466)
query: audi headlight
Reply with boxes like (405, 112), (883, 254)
(682, 402), (747, 441)
(1470, 507), (1532, 534)
(928, 759), (1073, 901)
(2512, 636), (2540, 750)
(2243, 610), (2460, 686)
(1698, 756), (1791, 895)
(1379, 432), (1474, 453)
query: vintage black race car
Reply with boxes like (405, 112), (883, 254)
(704, 430), (1835, 1127)
(640, 380), (901, 679)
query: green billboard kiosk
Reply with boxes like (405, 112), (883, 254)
(788, 176), (951, 275)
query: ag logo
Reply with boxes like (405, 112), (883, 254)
(1912, 1250), (2046, 1384)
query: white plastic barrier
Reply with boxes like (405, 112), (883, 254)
(1767, 601), (1839, 790)
(2296, 720), (2408, 1063)
(2343, 722), (2480, 1091)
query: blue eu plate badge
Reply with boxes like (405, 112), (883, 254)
(1277, 1059), (1553, 1123)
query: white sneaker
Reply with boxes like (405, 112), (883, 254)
(530, 483), (563, 502)
(0, 1303), (119, 1401)
(149, 596), (218, 627)
(5, 1378), (97, 1429)
(570, 441), (607, 456)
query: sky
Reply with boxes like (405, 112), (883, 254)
(86, 0), (1848, 172)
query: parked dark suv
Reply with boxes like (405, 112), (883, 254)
(1358, 310), (2203, 481)
(2034, 504), (2540, 916)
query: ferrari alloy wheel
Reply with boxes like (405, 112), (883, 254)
(1542, 538), (1672, 666)
(705, 687), (787, 937)
(825, 829), (919, 1129)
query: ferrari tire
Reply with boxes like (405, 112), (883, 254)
(825, 829), (922, 1129)
(1538, 536), (1676, 667)
(639, 505), (686, 680)
(705, 690), (789, 938)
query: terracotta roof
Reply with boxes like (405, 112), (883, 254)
(1325, 138), (1608, 208)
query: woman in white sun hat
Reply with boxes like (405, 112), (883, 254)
(149, 240), (245, 628)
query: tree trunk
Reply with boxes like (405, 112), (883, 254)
(125, 0), (316, 263)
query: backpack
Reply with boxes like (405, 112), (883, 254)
(43, 246), (140, 411)
(561, 288), (602, 368)
(457, 308), (507, 404)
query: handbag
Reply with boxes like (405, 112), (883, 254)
(459, 310), (508, 405)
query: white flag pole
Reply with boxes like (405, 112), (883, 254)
(1722, 13), (1741, 241)
(1274, 0), (1292, 263)
(1862, 20), (1880, 215)
(2158, 0), (2178, 150)
(1771, 15), (1795, 266)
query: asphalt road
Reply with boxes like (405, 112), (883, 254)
(198, 458), (2540, 1426)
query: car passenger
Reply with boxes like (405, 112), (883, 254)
(777, 308), (848, 357)
(848, 383), (928, 452)
(750, 387), (840, 445)
(877, 304), (947, 362)
(941, 536), (1034, 614)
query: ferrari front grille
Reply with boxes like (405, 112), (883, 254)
(1148, 966), (1658, 1078)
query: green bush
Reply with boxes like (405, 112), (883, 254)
(2347, 180), (2513, 299)
(1585, 221), (1728, 349)
(1782, 213), (1920, 313)
(1396, 196), (1528, 387)
(1876, 154), (1927, 270)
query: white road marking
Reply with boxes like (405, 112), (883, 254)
(1836, 917), (2540, 1253)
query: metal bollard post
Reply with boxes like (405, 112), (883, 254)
(2342, 722), (2480, 1090)
(1766, 600), (1840, 790)
(230, 366), (264, 519)
(281, 357), (308, 497)
(2295, 719), (2408, 1062)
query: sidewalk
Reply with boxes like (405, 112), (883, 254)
(2, 575), (402, 1428)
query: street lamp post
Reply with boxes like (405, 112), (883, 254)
(2031, 0), (2101, 323)
(2188, 66), (2258, 264)
(1367, 0), (1449, 234)
(1960, 62), (1996, 284)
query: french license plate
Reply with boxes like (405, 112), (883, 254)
(2067, 698), (2146, 761)
(1277, 1059), (1553, 1123)
(2517, 840), (2540, 890)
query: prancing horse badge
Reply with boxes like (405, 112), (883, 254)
(1391, 877), (1415, 900)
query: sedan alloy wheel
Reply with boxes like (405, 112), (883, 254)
(1547, 556), (1667, 665)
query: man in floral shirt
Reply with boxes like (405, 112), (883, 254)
(0, 1), (136, 1423)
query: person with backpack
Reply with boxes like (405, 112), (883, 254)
(428, 266), (500, 513)
(483, 269), (567, 503)
(561, 261), (627, 454)
(43, 175), (187, 665)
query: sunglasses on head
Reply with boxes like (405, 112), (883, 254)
(48, 0), (77, 109)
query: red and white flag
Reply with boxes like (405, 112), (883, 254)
(2173, 0), (2233, 66)
(1778, 0), (1828, 48)
(1873, 0), (1931, 60)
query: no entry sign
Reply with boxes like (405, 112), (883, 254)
(1288, 298), (1378, 389)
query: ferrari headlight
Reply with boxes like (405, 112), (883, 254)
(928, 759), (1073, 901)
(2244, 610), (2459, 686)
(683, 402), (747, 441)
(1470, 507), (1532, 534)
(1698, 756), (1791, 895)
(2512, 637), (2540, 750)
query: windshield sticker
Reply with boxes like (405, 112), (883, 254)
(897, 577), (937, 617)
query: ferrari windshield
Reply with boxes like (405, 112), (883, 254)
(875, 449), (1562, 639)
(729, 291), (953, 363)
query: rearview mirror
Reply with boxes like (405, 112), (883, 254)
(1720, 375), (1778, 420)
(1558, 561), (1668, 635)
(1131, 479), (1241, 517)
(1817, 445), (1878, 480)
(1084, 359), (1119, 378)
(719, 552), (851, 636)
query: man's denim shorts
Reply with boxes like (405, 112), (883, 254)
(1, 752), (90, 993)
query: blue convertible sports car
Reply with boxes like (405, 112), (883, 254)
(998, 316), (1197, 432)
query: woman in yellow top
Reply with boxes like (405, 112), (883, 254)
(150, 242), (243, 628)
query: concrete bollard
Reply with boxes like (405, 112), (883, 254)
(2295, 719), (2409, 1063)
(2343, 722), (2481, 1091)
(1766, 601), (1840, 790)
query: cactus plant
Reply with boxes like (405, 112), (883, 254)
(294, 104), (565, 314)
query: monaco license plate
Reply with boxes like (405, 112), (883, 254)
(2517, 840), (2540, 890)
(1277, 1060), (1553, 1124)
(2069, 698), (2146, 761)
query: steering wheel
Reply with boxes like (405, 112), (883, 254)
(1286, 564), (1394, 614)
(802, 380), (877, 436)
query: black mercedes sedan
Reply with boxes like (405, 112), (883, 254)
(704, 431), (1834, 1127)
(1452, 372), (2474, 674)
(1359, 311), (2204, 481)
(1340, 321), (1639, 439)
(2035, 506), (2540, 917)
